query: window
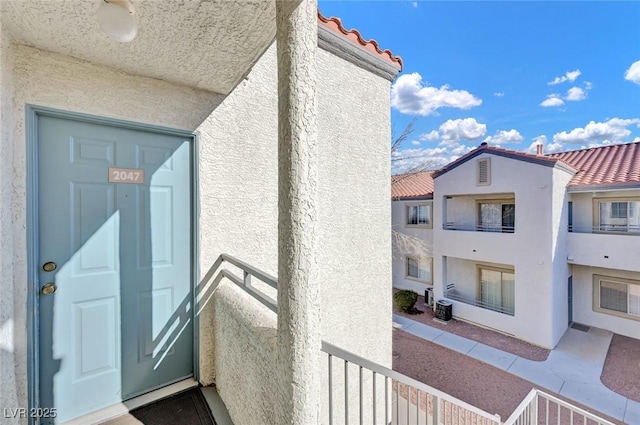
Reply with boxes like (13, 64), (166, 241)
(596, 199), (640, 233)
(405, 203), (432, 228)
(406, 257), (432, 283)
(594, 275), (640, 320)
(478, 200), (515, 232)
(479, 267), (515, 316)
(477, 158), (491, 186)
(568, 201), (573, 232)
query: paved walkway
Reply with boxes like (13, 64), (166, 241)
(393, 314), (640, 424)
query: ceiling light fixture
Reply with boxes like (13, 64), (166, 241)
(97, 0), (137, 43)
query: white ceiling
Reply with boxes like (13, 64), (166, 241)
(1, 0), (280, 94)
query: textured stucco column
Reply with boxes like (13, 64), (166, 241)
(275, 1), (320, 424)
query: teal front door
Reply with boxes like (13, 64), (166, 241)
(36, 115), (194, 424)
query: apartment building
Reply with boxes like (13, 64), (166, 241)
(392, 141), (640, 349)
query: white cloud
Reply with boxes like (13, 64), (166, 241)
(450, 145), (473, 157)
(494, 92), (505, 97)
(526, 135), (565, 154)
(584, 81), (593, 90)
(419, 130), (440, 141)
(565, 86), (586, 101)
(391, 147), (451, 174)
(438, 118), (486, 145)
(540, 94), (564, 107)
(416, 118), (486, 147)
(483, 129), (524, 145)
(391, 72), (482, 116)
(548, 69), (581, 85)
(541, 86), (587, 108)
(553, 118), (640, 144)
(624, 60), (640, 85)
(533, 135), (547, 144)
(391, 145), (475, 174)
(411, 1), (419, 7)
(411, 140), (421, 146)
(391, 119), (485, 174)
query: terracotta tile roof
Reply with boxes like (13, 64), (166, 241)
(318, 12), (403, 71)
(432, 143), (576, 179)
(391, 143), (640, 197)
(392, 171), (434, 200)
(547, 141), (640, 189)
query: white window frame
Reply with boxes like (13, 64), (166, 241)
(593, 198), (640, 234)
(476, 198), (515, 233)
(405, 202), (432, 229)
(593, 275), (640, 321)
(476, 265), (515, 316)
(405, 256), (433, 283)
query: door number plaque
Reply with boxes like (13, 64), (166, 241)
(108, 168), (144, 184)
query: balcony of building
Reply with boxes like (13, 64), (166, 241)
(441, 193), (516, 233)
(200, 253), (504, 425)
(440, 257), (516, 318)
(567, 232), (640, 272)
(201, 255), (613, 425)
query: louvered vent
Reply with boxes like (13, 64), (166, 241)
(477, 158), (491, 185)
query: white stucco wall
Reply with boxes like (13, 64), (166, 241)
(572, 265), (640, 340)
(549, 166), (573, 344)
(1, 35), (393, 424)
(433, 153), (573, 348)
(213, 282), (278, 425)
(197, 38), (392, 358)
(0, 17), (19, 425)
(315, 46), (392, 364)
(391, 199), (434, 293)
(445, 257), (480, 300)
(200, 42), (392, 423)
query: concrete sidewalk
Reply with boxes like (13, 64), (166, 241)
(393, 314), (640, 424)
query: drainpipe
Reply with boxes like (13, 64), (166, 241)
(275, 1), (320, 424)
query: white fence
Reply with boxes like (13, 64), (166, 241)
(504, 389), (616, 425)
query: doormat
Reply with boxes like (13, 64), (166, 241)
(102, 388), (216, 425)
(571, 323), (591, 332)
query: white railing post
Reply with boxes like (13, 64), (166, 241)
(432, 395), (438, 425)
(531, 392), (538, 424)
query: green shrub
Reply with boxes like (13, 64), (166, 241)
(394, 290), (419, 313)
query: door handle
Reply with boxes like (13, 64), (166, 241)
(41, 283), (57, 295)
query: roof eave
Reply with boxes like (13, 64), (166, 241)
(433, 147), (570, 179)
(318, 25), (400, 82)
(391, 195), (434, 201)
(567, 182), (640, 192)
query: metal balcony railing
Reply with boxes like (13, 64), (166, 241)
(322, 341), (501, 425)
(209, 254), (613, 425)
(444, 287), (515, 317)
(442, 223), (515, 233)
(503, 389), (615, 425)
(568, 225), (640, 234)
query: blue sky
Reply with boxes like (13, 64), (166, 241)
(318, 1), (640, 174)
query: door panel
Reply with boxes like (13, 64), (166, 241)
(37, 116), (193, 424)
(568, 276), (573, 324)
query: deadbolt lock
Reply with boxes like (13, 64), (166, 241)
(42, 262), (57, 272)
(41, 283), (57, 295)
